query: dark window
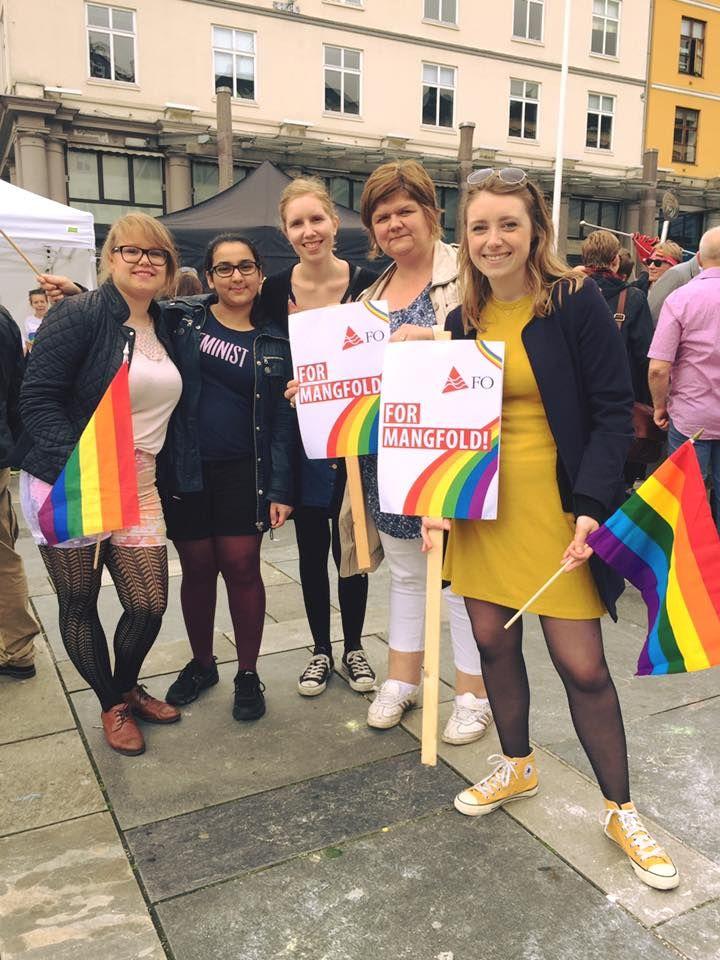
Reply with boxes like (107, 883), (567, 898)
(567, 197), (621, 240)
(513, 0), (543, 41)
(86, 3), (135, 83)
(67, 149), (164, 226)
(591, 0), (620, 57)
(679, 17), (704, 76)
(509, 79), (539, 140)
(325, 176), (364, 212)
(324, 46), (361, 115)
(191, 161), (247, 204)
(673, 107), (699, 164)
(586, 93), (614, 150)
(422, 63), (455, 127)
(655, 211), (703, 253)
(438, 185), (458, 243)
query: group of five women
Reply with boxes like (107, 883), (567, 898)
(20, 160), (678, 892)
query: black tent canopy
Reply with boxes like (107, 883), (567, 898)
(158, 160), (374, 279)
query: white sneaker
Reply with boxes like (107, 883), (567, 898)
(442, 693), (494, 745)
(366, 680), (418, 729)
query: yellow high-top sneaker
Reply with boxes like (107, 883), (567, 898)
(602, 800), (679, 890)
(454, 752), (538, 816)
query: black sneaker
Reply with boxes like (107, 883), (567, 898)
(233, 670), (266, 721)
(0, 662), (36, 680)
(165, 658), (219, 706)
(297, 653), (333, 697)
(340, 649), (376, 692)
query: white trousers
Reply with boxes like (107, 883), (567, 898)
(378, 531), (482, 676)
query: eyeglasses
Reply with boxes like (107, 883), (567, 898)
(467, 167), (528, 186)
(209, 260), (259, 278)
(642, 258), (672, 268)
(112, 245), (169, 266)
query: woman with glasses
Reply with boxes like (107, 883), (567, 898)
(424, 168), (678, 890)
(161, 233), (295, 723)
(262, 177), (378, 698)
(19, 213), (183, 756)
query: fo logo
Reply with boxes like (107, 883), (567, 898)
(442, 366), (469, 394)
(342, 327), (363, 350)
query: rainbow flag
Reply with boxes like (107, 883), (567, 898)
(38, 359), (139, 545)
(587, 440), (720, 675)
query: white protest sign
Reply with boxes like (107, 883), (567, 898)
(378, 340), (504, 519)
(289, 300), (389, 459)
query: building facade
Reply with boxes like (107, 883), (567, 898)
(0, 0), (657, 255)
(644, 0), (720, 251)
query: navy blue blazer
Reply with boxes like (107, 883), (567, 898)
(445, 277), (634, 620)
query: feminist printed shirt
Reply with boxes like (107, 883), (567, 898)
(197, 312), (259, 460)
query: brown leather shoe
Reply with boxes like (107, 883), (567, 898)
(101, 703), (145, 756)
(123, 684), (181, 724)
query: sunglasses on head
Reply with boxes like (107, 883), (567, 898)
(642, 257), (672, 268)
(467, 166), (528, 186)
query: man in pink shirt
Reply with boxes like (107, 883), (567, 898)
(648, 227), (720, 528)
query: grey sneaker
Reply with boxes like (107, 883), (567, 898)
(297, 653), (333, 697)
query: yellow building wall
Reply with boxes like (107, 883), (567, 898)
(645, 0), (720, 178)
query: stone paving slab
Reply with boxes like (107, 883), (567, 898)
(548, 697), (720, 864)
(0, 639), (74, 746)
(264, 580), (313, 622)
(0, 730), (105, 837)
(126, 752), (465, 903)
(402, 702), (720, 929)
(657, 901), (720, 960)
(0, 812), (165, 960)
(157, 811), (680, 960)
(71, 649), (419, 829)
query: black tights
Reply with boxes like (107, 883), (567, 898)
(465, 598), (630, 804)
(39, 542), (168, 711)
(293, 507), (368, 657)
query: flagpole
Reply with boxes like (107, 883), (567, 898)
(691, 429), (705, 442)
(504, 561), (572, 630)
(551, 0), (572, 246)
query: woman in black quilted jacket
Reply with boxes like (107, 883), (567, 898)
(19, 213), (183, 757)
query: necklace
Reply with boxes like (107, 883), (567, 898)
(128, 323), (167, 362)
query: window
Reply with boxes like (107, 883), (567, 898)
(655, 211), (702, 253)
(509, 79), (539, 140)
(422, 63), (455, 128)
(67, 149), (164, 225)
(513, 0), (543, 41)
(591, 0), (620, 57)
(568, 198), (621, 240)
(438, 185), (458, 243)
(673, 107), (699, 164)
(424, 0), (457, 25)
(324, 45), (361, 115)
(191, 161), (247, 204)
(586, 93), (614, 150)
(86, 4), (135, 83)
(679, 18), (705, 76)
(213, 26), (256, 99)
(326, 176), (364, 212)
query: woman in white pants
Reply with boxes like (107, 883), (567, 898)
(355, 161), (493, 743)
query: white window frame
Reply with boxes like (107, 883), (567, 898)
(85, 3), (137, 84)
(591, 0), (621, 58)
(586, 92), (615, 151)
(211, 25), (258, 102)
(508, 78), (540, 141)
(421, 61), (456, 129)
(323, 44), (363, 117)
(512, 0), (544, 43)
(423, 0), (458, 26)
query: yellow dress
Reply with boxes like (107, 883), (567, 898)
(444, 295), (605, 619)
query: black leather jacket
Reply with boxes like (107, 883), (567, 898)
(18, 281), (171, 484)
(0, 306), (24, 469)
(160, 294), (296, 531)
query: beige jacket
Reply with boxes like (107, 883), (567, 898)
(338, 240), (461, 577)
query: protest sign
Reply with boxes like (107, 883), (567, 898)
(378, 339), (504, 520)
(289, 300), (389, 459)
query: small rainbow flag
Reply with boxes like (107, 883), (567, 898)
(38, 359), (140, 545)
(587, 440), (720, 675)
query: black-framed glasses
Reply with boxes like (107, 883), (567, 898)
(112, 245), (169, 266)
(210, 260), (260, 278)
(467, 166), (528, 186)
(642, 257), (672, 268)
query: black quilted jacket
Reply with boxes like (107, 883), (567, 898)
(18, 280), (172, 484)
(0, 306), (24, 469)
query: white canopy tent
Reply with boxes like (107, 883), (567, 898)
(0, 180), (96, 336)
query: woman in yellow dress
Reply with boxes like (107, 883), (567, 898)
(423, 169), (679, 891)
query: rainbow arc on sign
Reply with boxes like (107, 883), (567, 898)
(326, 394), (379, 457)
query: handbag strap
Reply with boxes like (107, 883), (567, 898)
(614, 289), (628, 328)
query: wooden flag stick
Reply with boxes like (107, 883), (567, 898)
(93, 536), (102, 571)
(0, 228), (43, 277)
(690, 428), (705, 442)
(504, 561), (572, 630)
(421, 524), (443, 766)
(345, 455), (371, 571)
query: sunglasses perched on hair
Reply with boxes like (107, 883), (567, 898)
(209, 260), (260, 278)
(467, 167), (528, 186)
(112, 245), (169, 266)
(642, 257), (673, 268)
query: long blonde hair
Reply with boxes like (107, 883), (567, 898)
(458, 175), (582, 333)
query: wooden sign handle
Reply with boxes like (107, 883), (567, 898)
(421, 524), (443, 765)
(345, 455), (371, 572)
